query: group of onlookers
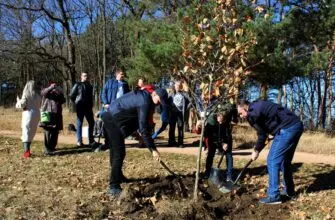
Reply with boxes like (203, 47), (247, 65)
(15, 70), (304, 205)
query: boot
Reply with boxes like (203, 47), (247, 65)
(23, 142), (31, 158)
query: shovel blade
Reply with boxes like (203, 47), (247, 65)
(209, 168), (225, 186)
(219, 181), (240, 193)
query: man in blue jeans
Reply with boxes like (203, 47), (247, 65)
(70, 73), (96, 147)
(237, 99), (304, 204)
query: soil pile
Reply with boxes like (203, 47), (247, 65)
(101, 175), (291, 219)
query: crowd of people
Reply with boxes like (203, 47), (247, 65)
(15, 71), (303, 205)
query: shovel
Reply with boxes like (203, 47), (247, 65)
(159, 160), (187, 197)
(209, 151), (226, 186)
(219, 159), (253, 193)
(218, 138), (273, 193)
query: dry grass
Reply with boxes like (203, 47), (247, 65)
(0, 136), (334, 219)
(233, 124), (335, 155)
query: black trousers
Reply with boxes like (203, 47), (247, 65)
(44, 129), (59, 152)
(169, 111), (184, 145)
(102, 111), (125, 189)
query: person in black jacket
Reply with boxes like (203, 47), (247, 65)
(102, 88), (169, 197)
(204, 110), (235, 181)
(70, 72), (96, 148)
(237, 100), (304, 204)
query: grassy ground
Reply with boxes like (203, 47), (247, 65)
(0, 136), (334, 219)
(1, 107), (335, 155)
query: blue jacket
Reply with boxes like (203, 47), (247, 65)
(247, 100), (301, 151)
(107, 90), (156, 151)
(101, 79), (130, 105)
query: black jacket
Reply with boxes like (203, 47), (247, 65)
(247, 100), (301, 151)
(205, 122), (231, 144)
(70, 82), (94, 108)
(107, 90), (156, 151)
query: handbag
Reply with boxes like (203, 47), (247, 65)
(40, 111), (51, 123)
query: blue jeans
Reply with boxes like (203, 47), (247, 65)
(267, 122), (304, 199)
(76, 107), (95, 144)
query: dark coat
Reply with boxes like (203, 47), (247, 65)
(70, 81), (94, 108)
(41, 85), (66, 130)
(247, 100), (301, 151)
(104, 90), (156, 151)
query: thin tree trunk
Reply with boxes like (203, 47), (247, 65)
(283, 85), (287, 108)
(260, 83), (268, 100)
(318, 73), (328, 129)
(194, 76), (213, 201)
(326, 31), (335, 128)
(290, 82), (294, 111)
(277, 87), (282, 105)
(297, 78), (304, 121)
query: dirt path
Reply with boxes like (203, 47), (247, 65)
(1, 129), (335, 165)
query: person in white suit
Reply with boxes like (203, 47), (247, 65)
(16, 80), (42, 158)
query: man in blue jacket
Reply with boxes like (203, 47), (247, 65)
(237, 100), (303, 204)
(101, 88), (169, 197)
(101, 69), (130, 110)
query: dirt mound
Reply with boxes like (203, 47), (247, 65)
(100, 175), (291, 219)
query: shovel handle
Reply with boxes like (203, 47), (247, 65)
(217, 152), (225, 168)
(233, 159), (253, 185)
(159, 160), (178, 177)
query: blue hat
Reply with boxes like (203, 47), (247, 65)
(155, 88), (169, 107)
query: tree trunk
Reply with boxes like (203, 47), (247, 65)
(317, 75), (327, 129)
(259, 83), (268, 100)
(290, 82), (294, 112)
(101, 0), (106, 86)
(326, 31), (335, 128)
(194, 76), (213, 201)
(283, 85), (287, 108)
(57, 0), (77, 89)
(277, 87), (282, 105)
(297, 78), (304, 121)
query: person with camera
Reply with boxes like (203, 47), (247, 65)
(40, 82), (65, 156)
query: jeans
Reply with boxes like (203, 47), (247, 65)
(102, 111), (125, 188)
(205, 138), (233, 179)
(169, 111), (184, 145)
(267, 122), (304, 199)
(76, 107), (95, 144)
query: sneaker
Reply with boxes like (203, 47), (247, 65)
(23, 150), (31, 158)
(107, 187), (122, 198)
(178, 144), (184, 148)
(44, 151), (54, 157)
(89, 142), (98, 148)
(76, 142), (84, 148)
(280, 191), (296, 201)
(259, 196), (282, 205)
(226, 177), (233, 183)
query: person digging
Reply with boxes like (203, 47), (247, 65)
(237, 99), (304, 204)
(101, 88), (169, 197)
